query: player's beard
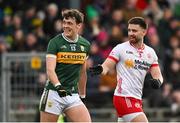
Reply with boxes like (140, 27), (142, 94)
(129, 35), (141, 44)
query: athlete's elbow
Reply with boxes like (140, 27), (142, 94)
(101, 66), (109, 75)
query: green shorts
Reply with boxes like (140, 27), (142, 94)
(39, 89), (83, 115)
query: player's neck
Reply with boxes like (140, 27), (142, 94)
(130, 41), (144, 50)
(66, 35), (77, 41)
(62, 33), (78, 42)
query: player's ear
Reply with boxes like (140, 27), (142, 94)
(143, 29), (147, 36)
(77, 23), (82, 28)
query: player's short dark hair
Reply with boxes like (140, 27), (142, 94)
(62, 9), (84, 24)
(128, 17), (148, 29)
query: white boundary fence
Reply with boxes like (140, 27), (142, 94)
(1, 52), (46, 121)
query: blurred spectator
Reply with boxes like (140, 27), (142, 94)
(175, 27), (180, 38)
(54, 19), (62, 35)
(172, 48), (180, 60)
(43, 3), (59, 38)
(105, 9), (127, 47)
(32, 19), (47, 51)
(89, 41), (104, 65)
(164, 36), (179, 76)
(147, 26), (165, 67)
(90, 0), (112, 25)
(0, 36), (9, 53)
(23, 6), (36, 32)
(1, 14), (13, 35)
(109, 24), (124, 48)
(111, 0), (126, 10)
(135, 0), (148, 11)
(11, 29), (25, 51)
(157, 0), (170, 9)
(165, 48), (180, 114)
(24, 33), (39, 52)
(96, 30), (112, 59)
(122, 0), (143, 22)
(161, 83), (173, 107)
(86, 5), (100, 38)
(158, 8), (174, 48)
(12, 12), (26, 32)
(143, 0), (163, 24)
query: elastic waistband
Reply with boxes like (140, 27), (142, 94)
(113, 95), (142, 102)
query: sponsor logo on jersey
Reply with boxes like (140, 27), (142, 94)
(134, 59), (151, 71)
(124, 59), (150, 71)
(57, 52), (86, 64)
(126, 50), (133, 54)
(124, 59), (134, 68)
(134, 60), (151, 66)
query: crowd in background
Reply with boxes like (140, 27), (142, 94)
(0, 0), (179, 116)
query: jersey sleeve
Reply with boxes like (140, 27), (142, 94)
(151, 49), (159, 67)
(47, 39), (58, 55)
(108, 45), (120, 63)
(86, 42), (91, 58)
(84, 39), (91, 59)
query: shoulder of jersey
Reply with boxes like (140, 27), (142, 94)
(79, 36), (90, 46)
(115, 41), (129, 48)
(49, 34), (62, 42)
(144, 44), (155, 52)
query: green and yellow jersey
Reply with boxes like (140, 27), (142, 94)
(45, 33), (90, 93)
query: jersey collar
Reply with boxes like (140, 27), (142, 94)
(129, 41), (145, 52)
(62, 33), (79, 43)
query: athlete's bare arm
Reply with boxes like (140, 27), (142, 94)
(102, 58), (116, 75)
(150, 65), (163, 84)
(78, 60), (87, 97)
(46, 55), (60, 85)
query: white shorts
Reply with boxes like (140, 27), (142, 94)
(39, 89), (83, 115)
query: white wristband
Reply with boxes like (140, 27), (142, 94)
(80, 95), (86, 98)
(54, 83), (61, 87)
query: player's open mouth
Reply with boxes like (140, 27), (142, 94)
(64, 29), (71, 33)
(129, 37), (135, 40)
(129, 35), (136, 40)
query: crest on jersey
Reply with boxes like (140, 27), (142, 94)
(70, 44), (76, 51)
(124, 59), (134, 68)
(80, 45), (85, 51)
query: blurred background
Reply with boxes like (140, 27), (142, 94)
(0, 0), (179, 122)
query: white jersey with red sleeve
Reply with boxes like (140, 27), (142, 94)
(108, 41), (158, 100)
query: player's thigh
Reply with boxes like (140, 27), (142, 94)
(40, 111), (59, 122)
(64, 104), (91, 122)
(131, 112), (148, 122)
